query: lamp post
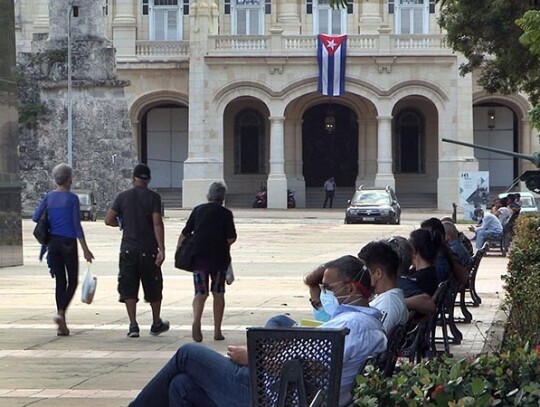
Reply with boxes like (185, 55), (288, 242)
(67, 4), (73, 166)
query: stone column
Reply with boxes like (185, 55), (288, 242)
(359, 0), (382, 34)
(356, 119), (366, 187)
(290, 119), (306, 207)
(374, 116), (395, 189)
(33, 0), (50, 34)
(267, 116), (287, 208)
(183, 0), (224, 208)
(364, 118), (377, 184)
(276, 0), (300, 34)
(112, 0), (137, 61)
(438, 55), (477, 211)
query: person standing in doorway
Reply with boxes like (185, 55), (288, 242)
(177, 182), (237, 342)
(104, 164), (169, 338)
(323, 177), (337, 208)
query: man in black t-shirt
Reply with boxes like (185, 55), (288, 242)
(105, 164), (169, 338)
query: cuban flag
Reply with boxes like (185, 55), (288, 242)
(317, 34), (347, 96)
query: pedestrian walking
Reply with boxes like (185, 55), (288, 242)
(177, 182), (237, 342)
(323, 177), (336, 208)
(104, 163), (169, 338)
(32, 163), (94, 336)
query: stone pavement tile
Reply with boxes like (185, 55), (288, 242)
(31, 388), (70, 398)
(1, 389), (43, 397)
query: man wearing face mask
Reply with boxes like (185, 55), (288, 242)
(129, 255), (387, 407)
(358, 240), (409, 334)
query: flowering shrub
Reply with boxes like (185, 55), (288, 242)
(353, 344), (540, 406)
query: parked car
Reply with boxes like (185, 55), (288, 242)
(345, 186), (401, 224)
(72, 189), (98, 221)
(498, 191), (539, 213)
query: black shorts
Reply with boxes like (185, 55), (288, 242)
(118, 250), (163, 303)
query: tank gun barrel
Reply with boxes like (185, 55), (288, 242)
(441, 138), (540, 168)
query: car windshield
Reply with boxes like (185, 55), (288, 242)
(352, 191), (391, 205)
(77, 194), (90, 205)
(521, 196), (535, 208)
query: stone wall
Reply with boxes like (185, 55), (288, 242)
(0, 0), (23, 267)
(18, 2), (137, 215)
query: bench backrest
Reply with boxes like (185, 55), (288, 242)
(247, 327), (348, 407)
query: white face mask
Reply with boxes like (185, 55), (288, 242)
(320, 290), (339, 316)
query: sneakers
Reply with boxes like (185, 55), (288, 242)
(150, 319), (170, 336)
(127, 323), (140, 338)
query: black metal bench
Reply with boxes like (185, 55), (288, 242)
(247, 327), (348, 407)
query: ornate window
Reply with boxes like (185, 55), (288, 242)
(234, 109), (265, 174)
(148, 0), (183, 41)
(394, 0), (429, 34)
(230, 0), (265, 35)
(394, 110), (425, 173)
(312, 0), (348, 35)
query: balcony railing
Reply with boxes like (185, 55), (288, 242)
(132, 34), (448, 60)
(208, 34), (448, 55)
(135, 41), (190, 60)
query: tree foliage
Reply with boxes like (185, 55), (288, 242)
(438, 0), (540, 105)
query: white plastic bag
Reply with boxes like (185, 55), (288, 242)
(226, 263), (235, 285)
(81, 265), (97, 304)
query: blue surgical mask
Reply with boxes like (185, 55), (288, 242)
(320, 290), (339, 316)
(313, 308), (331, 322)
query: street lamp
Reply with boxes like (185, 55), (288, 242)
(67, 4), (78, 166)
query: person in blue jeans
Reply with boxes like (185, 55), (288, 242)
(32, 163), (94, 336)
(470, 208), (503, 250)
(129, 255), (386, 407)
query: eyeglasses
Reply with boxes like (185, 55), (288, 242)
(319, 281), (344, 294)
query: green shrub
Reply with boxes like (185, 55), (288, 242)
(503, 213), (540, 345)
(353, 344), (540, 406)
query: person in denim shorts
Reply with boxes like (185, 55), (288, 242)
(105, 164), (169, 338)
(177, 182), (237, 342)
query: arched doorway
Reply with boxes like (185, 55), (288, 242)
(302, 104), (358, 187)
(141, 103), (188, 188)
(473, 103), (518, 189)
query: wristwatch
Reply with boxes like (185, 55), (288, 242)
(309, 298), (323, 310)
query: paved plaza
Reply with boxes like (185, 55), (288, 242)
(0, 209), (508, 406)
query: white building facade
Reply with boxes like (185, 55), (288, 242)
(15, 0), (540, 209)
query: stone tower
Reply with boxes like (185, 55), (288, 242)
(18, 0), (137, 215)
(0, 0), (23, 266)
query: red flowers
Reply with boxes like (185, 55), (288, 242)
(431, 384), (445, 399)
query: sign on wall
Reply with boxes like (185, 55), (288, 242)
(459, 171), (490, 220)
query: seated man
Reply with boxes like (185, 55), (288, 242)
(274, 238), (409, 333)
(358, 240), (409, 334)
(469, 208), (503, 250)
(442, 221), (473, 269)
(129, 255), (387, 407)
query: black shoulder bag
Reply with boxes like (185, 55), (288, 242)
(33, 197), (50, 245)
(175, 234), (196, 271)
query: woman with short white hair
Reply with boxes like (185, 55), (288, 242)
(177, 181), (237, 342)
(32, 163), (94, 336)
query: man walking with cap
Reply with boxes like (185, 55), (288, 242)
(105, 164), (169, 338)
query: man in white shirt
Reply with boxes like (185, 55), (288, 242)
(358, 240), (409, 334)
(470, 208), (503, 249)
(129, 255), (386, 407)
